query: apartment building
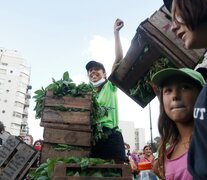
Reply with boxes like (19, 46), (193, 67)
(0, 48), (31, 136)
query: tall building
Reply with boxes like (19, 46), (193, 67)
(135, 128), (145, 150)
(0, 48), (31, 136)
(119, 120), (135, 151)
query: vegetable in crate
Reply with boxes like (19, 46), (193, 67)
(130, 57), (175, 103)
(33, 71), (109, 145)
(28, 156), (117, 179)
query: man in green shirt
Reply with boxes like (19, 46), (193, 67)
(85, 19), (125, 163)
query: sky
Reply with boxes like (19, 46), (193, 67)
(0, 0), (164, 142)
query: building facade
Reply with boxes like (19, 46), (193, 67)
(119, 120), (135, 151)
(0, 48), (31, 136)
(135, 128), (146, 150)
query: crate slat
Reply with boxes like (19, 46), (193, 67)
(43, 128), (91, 147)
(40, 122), (91, 132)
(42, 108), (91, 125)
(44, 94), (92, 110)
(40, 142), (90, 163)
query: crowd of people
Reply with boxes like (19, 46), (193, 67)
(0, 0), (206, 179)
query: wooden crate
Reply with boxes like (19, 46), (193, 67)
(0, 135), (39, 180)
(41, 90), (92, 146)
(40, 90), (93, 163)
(109, 5), (206, 108)
(52, 163), (132, 180)
(41, 142), (90, 163)
(41, 90), (92, 125)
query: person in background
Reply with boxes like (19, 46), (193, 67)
(85, 18), (125, 163)
(0, 121), (10, 145)
(33, 139), (43, 167)
(128, 150), (139, 174)
(151, 67), (205, 179)
(33, 139), (43, 151)
(163, 0), (207, 179)
(23, 134), (33, 146)
(138, 150), (144, 159)
(139, 145), (154, 163)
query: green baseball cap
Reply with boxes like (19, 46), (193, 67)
(151, 68), (206, 88)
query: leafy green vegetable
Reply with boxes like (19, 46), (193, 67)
(130, 56), (175, 103)
(28, 157), (116, 179)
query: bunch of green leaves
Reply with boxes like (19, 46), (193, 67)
(28, 157), (116, 179)
(33, 71), (111, 144)
(130, 57), (174, 103)
(54, 144), (84, 151)
(33, 72), (93, 119)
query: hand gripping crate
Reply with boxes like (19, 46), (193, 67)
(0, 135), (39, 180)
(109, 5), (206, 108)
(40, 90), (92, 163)
(52, 163), (132, 180)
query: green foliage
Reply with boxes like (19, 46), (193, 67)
(28, 157), (117, 179)
(129, 57), (175, 103)
(53, 144), (84, 151)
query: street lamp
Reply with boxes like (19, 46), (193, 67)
(149, 103), (153, 148)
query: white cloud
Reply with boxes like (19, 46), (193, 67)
(29, 34), (160, 142)
(88, 35), (130, 75)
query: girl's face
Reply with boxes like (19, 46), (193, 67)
(162, 76), (200, 124)
(88, 67), (106, 83)
(144, 146), (152, 156)
(171, 0), (207, 49)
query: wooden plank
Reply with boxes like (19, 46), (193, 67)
(0, 135), (38, 180)
(44, 95), (92, 110)
(141, 21), (195, 67)
(40, 143), (90, 163)
(40, 122), (91, 132)
(52, 163), (132, 180)
(43, 128), (91, 147)
(113, 29), (149, 82)
(147, 10), (206, 63)
(0, 136), (20, 166)
(17, 152), (40, 180)
(42, 108), (91, 125)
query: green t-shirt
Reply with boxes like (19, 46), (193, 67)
(97, 81), (118, 129)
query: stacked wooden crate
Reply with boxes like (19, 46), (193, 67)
(40, 90), (92, 163)
(109, 5), (206, 108)
(52, 163), (132, 180)
(0, 135), (39, 180)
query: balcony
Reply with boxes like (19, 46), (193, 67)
(26, 92), (31, 99)
(23, 108), (28, 116)
(24, 99), (30, 107)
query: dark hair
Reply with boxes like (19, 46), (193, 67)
(173, 0), (207, 30)
(143, 145), (152, 151)
(196, 67), (207, 80)
(0, 121), (5, 133)
(33, 139), (43, 147)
